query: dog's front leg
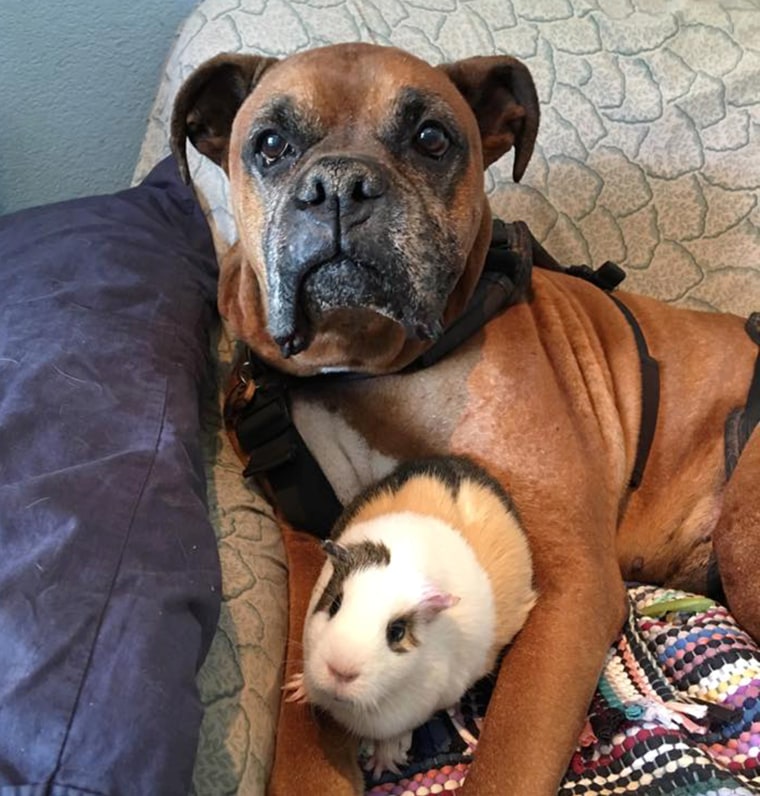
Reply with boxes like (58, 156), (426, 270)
(267, 526), (364, 796)
(460, 558), (627, 796)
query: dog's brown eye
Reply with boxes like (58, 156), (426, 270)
(386, 618), (408, 646)
(257, 130), (291, 165)
(415, 123), (450, 158)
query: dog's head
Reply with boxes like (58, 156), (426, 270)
(172, 43), (539, 375)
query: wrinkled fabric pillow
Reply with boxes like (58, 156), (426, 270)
(0, 157), (221, 796)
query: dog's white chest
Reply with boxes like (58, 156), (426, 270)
(290, 396), (399, 505)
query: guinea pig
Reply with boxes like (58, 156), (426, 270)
(283, 455), (537, 776)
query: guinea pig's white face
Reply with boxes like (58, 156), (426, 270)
(302, 523), (460, 741)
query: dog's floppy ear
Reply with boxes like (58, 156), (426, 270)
(440, 56), (539, 181)
(170, 53), (278, 183)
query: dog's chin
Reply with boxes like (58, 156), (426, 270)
(301, 258), (399, 324)
(300, 259), (444, 344)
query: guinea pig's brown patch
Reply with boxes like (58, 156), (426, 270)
(348, 539), (392, 570)
(314, 540), (391, 615)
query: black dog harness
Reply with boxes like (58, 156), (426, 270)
(725, 312), (760, 479)
(225, 218), (661, 538)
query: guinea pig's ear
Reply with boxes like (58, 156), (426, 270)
(170, 52), (278, 183)
(439, 55), (539, 181)
(322, 539), (351, 564)
(416, 588), (460, 621)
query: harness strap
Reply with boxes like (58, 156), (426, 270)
(224, 355), (342, 537)
(406, 219), (532, 372)
(607, 295), (661, 489)
(512, 221), (658, 488)
(725, 312), (760, 480)
(539, 257), (658, 488)
(742, 313), (760, 440)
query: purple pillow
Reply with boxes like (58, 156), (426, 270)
(0, 157), (221, 796)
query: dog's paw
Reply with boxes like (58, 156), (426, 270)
(282, 671), (308, 704)
(367, 732), (412, 779)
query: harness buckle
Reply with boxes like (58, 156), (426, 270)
(566, 261), (626, 292)
(243, 430), (299, 477)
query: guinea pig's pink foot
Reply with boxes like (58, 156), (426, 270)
(282, 672), (308, 704)
(368, 732), (412, 778)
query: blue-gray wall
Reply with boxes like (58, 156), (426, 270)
(0, 0), (200, 215)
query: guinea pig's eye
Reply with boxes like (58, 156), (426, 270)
(414, 122), (450, 159)
(255, 129), (293, 166)
(386, 618), (408, 646)
(328, 592), (343, 618)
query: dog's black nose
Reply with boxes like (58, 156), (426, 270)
(295, 156), (386, 225)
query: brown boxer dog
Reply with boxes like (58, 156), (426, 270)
(171, 43), (760, 795)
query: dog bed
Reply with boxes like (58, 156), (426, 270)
(133, 0), (760, 793)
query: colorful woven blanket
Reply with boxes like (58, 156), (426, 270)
(364, 585), (760, 795)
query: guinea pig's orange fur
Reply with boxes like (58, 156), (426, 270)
(345, 473), (536, 669)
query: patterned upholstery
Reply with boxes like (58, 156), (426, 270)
(135, 2), (760, 793)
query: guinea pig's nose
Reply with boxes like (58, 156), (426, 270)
(327, 662), (360, 684)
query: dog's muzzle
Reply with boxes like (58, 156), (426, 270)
(264, 154), (447, 358)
